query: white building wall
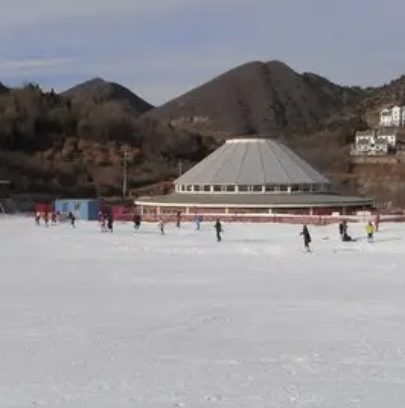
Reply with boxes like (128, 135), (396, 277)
(379, 106), (405, 127)
(381, 116), (393, 126)
(380, 109), (393, 126)
(353, 130), (396, 155)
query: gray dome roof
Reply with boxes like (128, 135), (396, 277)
(175, 138), (330, 186)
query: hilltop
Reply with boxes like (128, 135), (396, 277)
(62, 78), (154, 115)
(146, 60), (368, 135)
(1, 60), (405, 202)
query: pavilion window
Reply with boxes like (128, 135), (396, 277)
(252, 185), (263, 192)
(291, 185), (299, 192)
(213, 185), (221, 192)
(193, 185), (200, 192)
(238, 185), (249, 192)
(203, 185), (211, 192)
(224, 185), (235, 192)
(279, 185), (288, 192)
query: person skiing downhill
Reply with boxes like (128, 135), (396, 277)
(300, 225), (311, 252)
(214, 218), (223, 242)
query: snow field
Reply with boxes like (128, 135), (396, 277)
(0, 218), (405, 407)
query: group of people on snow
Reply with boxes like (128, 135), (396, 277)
(98, 211), (113, 232)
(153, 213), (222, 241)
(339, 220), (355, 242)
(35, 211), (58, 227)
(34, 206), (381, 248)
(339, 219), (376, 243)
(35, 211), (75, 227)
(299, 216), (380, 252)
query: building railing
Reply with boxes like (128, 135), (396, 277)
(350, 144), (393, 156)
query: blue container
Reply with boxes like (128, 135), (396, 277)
(55, 199), (100, 221)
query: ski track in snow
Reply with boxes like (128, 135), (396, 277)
(1, 218), (405, 407)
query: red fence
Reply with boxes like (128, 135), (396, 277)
(136, 212), (405, 225)
(138, 214), (349, 225)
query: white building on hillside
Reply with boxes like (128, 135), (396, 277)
(352, 128), (398, 155)
(380, 105), (405, 127)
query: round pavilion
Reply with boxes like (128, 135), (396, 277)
(135, 138), (373, 221)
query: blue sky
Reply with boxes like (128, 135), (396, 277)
(0, 0), (404, 105)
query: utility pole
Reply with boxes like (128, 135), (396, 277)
(122, 148), (128, 200)
(178, 161), (183, 177)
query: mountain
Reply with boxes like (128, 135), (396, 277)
(1, 61), (405, 202)
(145, 60), (367, 135)
(62, 78), (154, 115)
(0, 82), (211, 197)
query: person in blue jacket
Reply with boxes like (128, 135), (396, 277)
(194, 214), (202, 230)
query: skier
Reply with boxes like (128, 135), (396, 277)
(341, 220), (355, 241)
(43, 212), (49, 227)
(214, 218), (223, 242)
(338, 221), (345, 240)
(366, 221), (374, 242)
(158, 218), (165, 235)
(176, 211), (181, 228)
(300, 225), (311, 252)
(100, 213), (107, 232)
(35, 212), (41, 225)
(98, 210), (104, 228)
(51, 212), (57, 225)
(194, 214), (202, 230)
(68, 211), (76, 228)
(107, 213), (113, 233)
(133, 213), (141, 230)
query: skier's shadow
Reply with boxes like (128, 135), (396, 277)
(372, 237), (401, 243)
(354, 236), (401, 243)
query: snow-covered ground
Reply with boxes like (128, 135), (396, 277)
(1, 217), (405, 407)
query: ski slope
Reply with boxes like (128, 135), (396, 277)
(1, 217), (405, 407)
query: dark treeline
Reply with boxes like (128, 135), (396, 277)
(0, 83), (217, 196)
